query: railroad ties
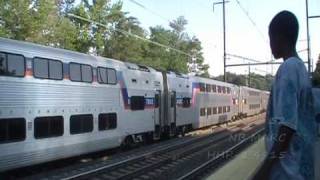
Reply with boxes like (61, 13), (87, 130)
(17, 114), (265, 180)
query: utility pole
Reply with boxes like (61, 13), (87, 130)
(306, 0), (311, 74)
(306, 0), (320, 76)
(248, 64), (251, 87)
(213, 0), (228, 82)
(222, 0), (226, 82)
(190, 49), (197, 75)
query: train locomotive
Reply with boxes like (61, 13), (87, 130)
(0, 38), (269, 171)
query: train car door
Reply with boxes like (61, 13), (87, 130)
(154, 91), (161, 139)
(235, 87), (240, 118)
(239, 88), (244, 116)
(169, 91), (177, 136)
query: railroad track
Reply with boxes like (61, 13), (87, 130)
(13, 115), (263, 180)
(178, 128), (265, 180)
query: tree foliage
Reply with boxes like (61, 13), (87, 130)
(214, 72), (273, 91)
(0, 0), (211, 77)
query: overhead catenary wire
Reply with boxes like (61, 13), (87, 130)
(126, 0), (206, 40)
(233, 0), (275, 75)
(234, 0), (268, 45)
(125, 0), (218, 59)
(125, 0), (274, 75)
(126, 0), (171, 22)
(226, 53), (267, 63)
(67, 13), (193, 57)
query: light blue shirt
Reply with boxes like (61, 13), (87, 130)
(266, 57), (317, 180)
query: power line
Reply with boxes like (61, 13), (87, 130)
(126, 0), (200, 38)
(68, 13), (193, 57)
(298, 48), (308, 53)
(227, 53), (267, 63)
(126, 0), (171, 22)
(234, 0), (267, 44)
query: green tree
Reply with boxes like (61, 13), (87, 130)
(0, 0), (34, 40)
(29, 0), (78, 50)
(0, 1), (209, 76)
(0, 0), (78, 50)
(104, 15), (148, 63)
(146, 25), (178, 71)
(145, 16), (209, 75)
(68, 2), (92, 53)
(188, 37), (209, 77)
(214, 72), (273, 90)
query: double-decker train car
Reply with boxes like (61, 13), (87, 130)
(166, 72), (193, 136)
(261, 91), (270, 112)
(0, 38), (269, 171)
(190, 76), (237, 129)
(239, 86), (263, 117)
(0, 38), (165, 171)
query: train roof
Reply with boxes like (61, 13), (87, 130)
(0, 37), (159, 72)
(0, 38), (269, 92)
(191, 75), (236, 87)
(240, 86), (263, 92)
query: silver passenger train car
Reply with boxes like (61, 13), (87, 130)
(0, 38), (269, 171)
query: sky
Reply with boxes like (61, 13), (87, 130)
(110, 0), (320, 76)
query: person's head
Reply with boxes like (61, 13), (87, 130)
(269, 11), (299, 59)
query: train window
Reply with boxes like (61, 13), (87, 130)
(182, 97), (191, 108)
(70, 114), (93, 134)
(222, 87), (226, 94)
(227, 87), (231, 94)
(137, 65), (150, 72)
(227, 106), (231, 112)
(107, 69), (117, 84)
(249, 104), (260, 109)
(81, 64), (93, 82)
(34, 58), (49, 78)
(155, 94), (160, 108)
(34, 116), (63, 139)
(130, 96), (145, 110)
(200, 108), (206, 116)
(250, 104), (254, 109)
(213, 107), (217, 114)
(0, 118), (26, 144)
(218, 107), (223, 114)
(70, 63), (93, 83)
(49, 60), (63, 80)
(249, 91), (260, 96)
(33, 58), (63, 80)
(7, 54), (25, 77)
(0, 53), (6, 75)
(99, 113), (117, 131)
(212, 85), (217, 92)
(217, 86), (222, 93)
(199, 83), (205, 92)
(206, 84), (211, 92)
(223, 106), (227, 113)
(232, 98), (237, 105)
(207, 108), (212, 115)
(171, 94), (176, 107)
(97, 67), (108, 84)
(69, 63), (81, 81)
(0, 53), (25, 77)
